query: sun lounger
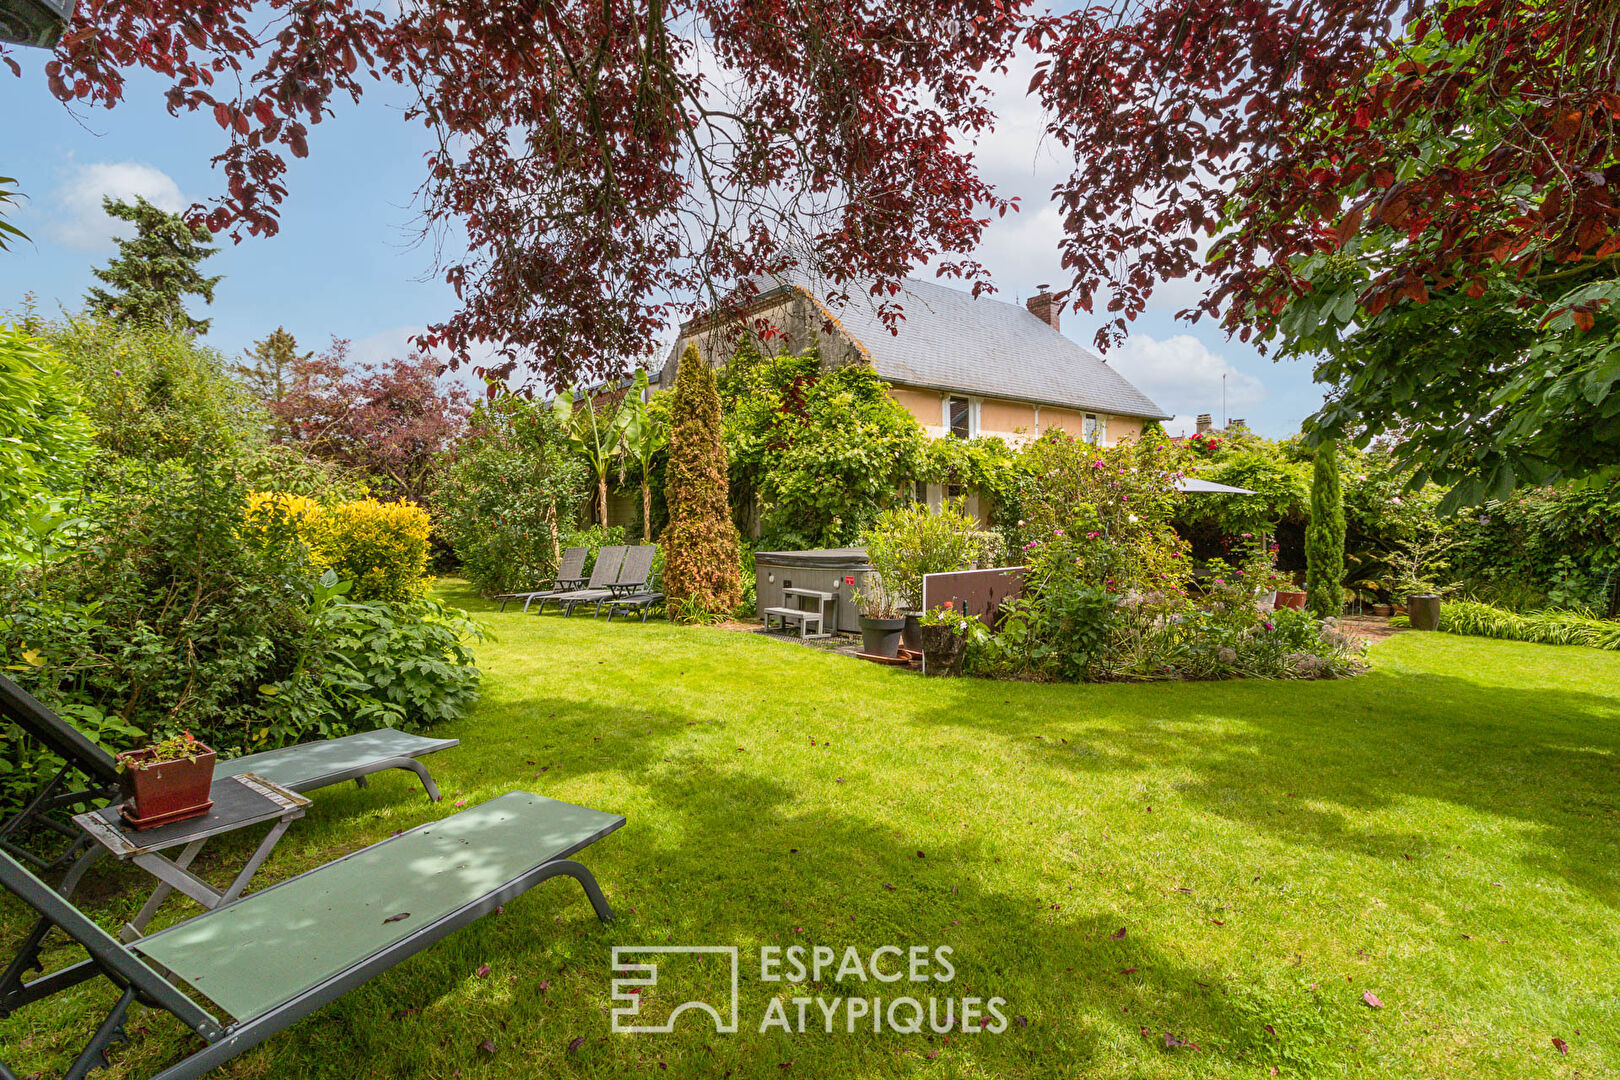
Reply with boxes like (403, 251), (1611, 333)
(493, 547), (589, 612)
(531, 545), (626, 615)
(561, 545), (656, 617)
(0, 791), (623, 1080)
(0, 673), (458, 872)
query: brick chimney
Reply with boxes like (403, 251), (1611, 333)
(1026, 284), (1059, 332)
(1196, 413), (1213, 434)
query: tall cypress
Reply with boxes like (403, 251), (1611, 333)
(662, 343), (741, 616)
(1305, 439), (1346, 618)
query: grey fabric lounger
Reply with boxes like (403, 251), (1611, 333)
(493, 546), (589, 612)
(537, 545), (627, 615)
(562, 545), (656, 617)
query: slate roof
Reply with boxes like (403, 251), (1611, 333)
(672, 277), (1170, 420)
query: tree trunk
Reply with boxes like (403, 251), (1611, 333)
(642, 478), (652, 541)
(597, 474), (608, 527)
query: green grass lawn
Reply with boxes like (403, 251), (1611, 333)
(5, 581), (1618, 1079)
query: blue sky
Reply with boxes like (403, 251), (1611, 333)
(1, 44), (1328, 437)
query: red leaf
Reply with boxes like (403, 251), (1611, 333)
(1552, 1037), (1569, 1055)
(384, 912), (410, 923)
(1110, 926), (1127, 940)
(1362, 991), (1383, 1008)
(476, 964), (491, 977)
(567, 1036), (586, 1055)
(477, 1039), (496, 1055)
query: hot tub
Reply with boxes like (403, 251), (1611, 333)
(753, 548), (872, 634)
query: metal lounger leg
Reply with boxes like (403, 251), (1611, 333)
(63, 985), (135, 1080)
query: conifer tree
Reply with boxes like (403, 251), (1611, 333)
(85, 197), (221, 333)
(662, 343), (741, 617)
(233, 326), (309, 404)
(1305, 440), (1346, 618)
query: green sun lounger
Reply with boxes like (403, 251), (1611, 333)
(0, 791), (623, 1080)
(0, 673), (457, 872)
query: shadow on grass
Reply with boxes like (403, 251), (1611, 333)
(905, 663), (1620, 908)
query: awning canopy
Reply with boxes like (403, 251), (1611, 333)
(1175, 477), (1256, 495)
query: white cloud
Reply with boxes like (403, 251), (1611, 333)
(1107, 333), (1265, 423)
(52, 162), (184, 251)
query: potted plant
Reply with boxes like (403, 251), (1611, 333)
(916, 603), (981, 676)
(853, 575), (907, 658)
(117, 731), (217, 829)
(861, 498), (996, 653)
(1387, 533), (1458, 631)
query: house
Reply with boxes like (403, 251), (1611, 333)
(657, 276), (1170, 517)
(660, 276), (1168, 445)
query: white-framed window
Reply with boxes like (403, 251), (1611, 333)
(1083, 413), (1107, 445)
(944, 395), (976, 439)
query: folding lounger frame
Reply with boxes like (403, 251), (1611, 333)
(494, 546), (589, 612)
(0, 792), (623, 1080)
(562, 545), (657, 617)
(533, 545), (627, 615)
(0, 674), (458, 872)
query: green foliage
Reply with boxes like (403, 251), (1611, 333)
(918, 434), (1023, 558)
(1016, 428), (1190, 597)
(232, 326), (309, 408)
(0, 175), (27, 252)
(1447, 479), (1620, 614)
(663, 345), (741, 616)
(861, 497), (998, 612)
(42, 316), (263, 463)
(432, 393), (588, 596)
(615, 371), (670, 541)
(84, 196), (222, 334)
(721, 342), (926, 548)
(1305, 441), (1345, 617)
(561, 524), (629, 574)
(553, 380), (631, 525)
(0, 327), (94, 561)
(1179, 448), (1312, 536)
(1403, 600), (1620, 650)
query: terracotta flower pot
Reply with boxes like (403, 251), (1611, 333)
(118, 743), (216, 829)
(1274, 589), (1307, 610)
(859, 616), (906, 658)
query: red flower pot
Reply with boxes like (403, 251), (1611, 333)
(1274, 590), (1307, 610)
(118, 743), (217, 829)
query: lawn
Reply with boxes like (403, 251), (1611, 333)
(4, 581), (1618, 1079)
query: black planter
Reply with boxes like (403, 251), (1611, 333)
(901, 613), (923, 653)
(1407, 593), (1441, 631)
(859, 616), (906, 658)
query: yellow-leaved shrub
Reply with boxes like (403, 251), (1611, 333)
(249, 493), (432, 602)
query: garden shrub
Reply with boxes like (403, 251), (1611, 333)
(721, 342), (926, 548)
(431, 393), (588, 596)
(663, 344), (742, 617)
(562, 525), (630, 574)
(0, 326), (94, 560)
(252, 493), (433, 603)
(953, 433), (1363, 683)
(1393, 599), (1620, 650)
(1447, 479), (1620, 614)
(862, 498), (1000, 612)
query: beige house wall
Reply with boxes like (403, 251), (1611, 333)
(887, 385), (1142, 450)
